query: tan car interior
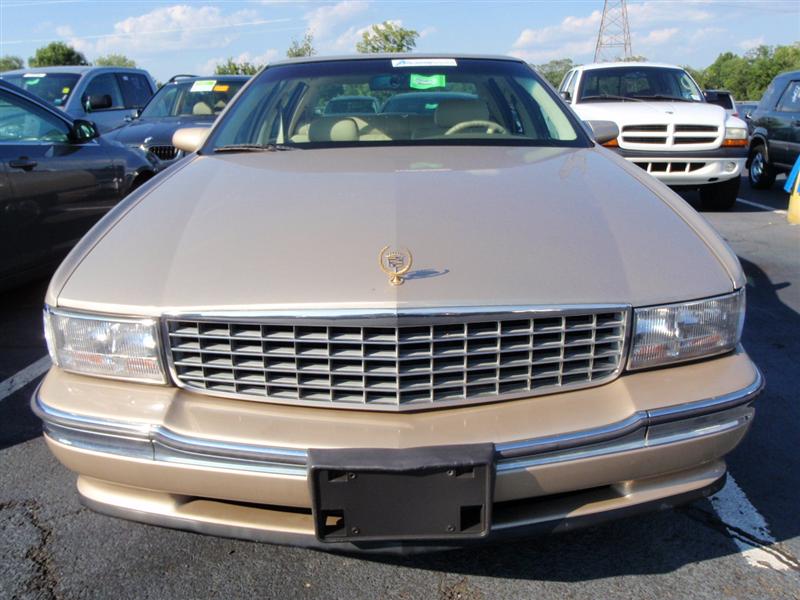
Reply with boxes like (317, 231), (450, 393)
(291, 98), (502, 142)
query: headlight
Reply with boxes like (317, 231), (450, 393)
(44, 308), (166, 383)
(724, 127), (747, 139)
(629, 290), (745, 370)
(723, 127), (748, 147)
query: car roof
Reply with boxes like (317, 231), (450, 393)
(0, 79), (73, 124)
(268, 53), (524, 68)
(576, 62), (688, 71)
(167, 75), (250, 83)
(1, 66), (150, 76)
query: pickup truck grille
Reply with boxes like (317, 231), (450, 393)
(621, 124), (720, 148)
(165, 307), (628, 412)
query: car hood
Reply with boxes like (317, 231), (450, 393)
(108, 116), (214, 146)
(572, 100), (729, 126)
(54, 145), (740, 315)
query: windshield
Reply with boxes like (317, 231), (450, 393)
(578, 67), (704, 102)
(206, 58), (587, 151)
(3, 72), (80, 107)
(140, 78), (247, 118)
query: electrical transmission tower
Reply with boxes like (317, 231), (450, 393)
(594, 0), (632, 62)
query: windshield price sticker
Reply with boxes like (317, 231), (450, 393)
(410, 74), (446, 90)
(190, 80), (217, 92)
(392, 58), (457, 68)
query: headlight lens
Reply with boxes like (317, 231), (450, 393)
(629, 290), (745, 370)
(44, 308), (166, 383)
(724, 127), (748, 140)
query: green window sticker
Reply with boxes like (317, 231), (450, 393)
(409, 74), (446, 90)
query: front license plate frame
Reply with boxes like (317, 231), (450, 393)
(308, 444), (495, 543)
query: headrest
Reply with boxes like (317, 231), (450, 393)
(192, 101), (212, 115)
(308, 117), (359, 142)
(434, 99), (490, 128)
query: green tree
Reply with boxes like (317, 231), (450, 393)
(356, 21), (418, 53)
(0, 55), (24, 72)
(29, 41), (88, 67)
(95, 54), (136, 67)
(214, 58), (261, 76)
(286, 32), (316, 58)
(535, 58), (575, 88)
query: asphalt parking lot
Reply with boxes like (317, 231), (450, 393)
(1, 174), (798, 600)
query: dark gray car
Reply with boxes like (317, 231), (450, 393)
(746, 69), (800, 188)
(107, 75), (249, 167)
(0, 80), (158, 290)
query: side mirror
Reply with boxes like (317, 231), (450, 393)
(744, 111), (752, 120)
(86, 94), (113, 111)
(560, 91), (571, 102)
(172, 127), (208, 153)
(125, 108), (141, 122)
(585, 120), (619, 145)
(69, 119), (99, 143)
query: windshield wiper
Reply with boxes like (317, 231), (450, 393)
(630, 94), (693, 102)
(214, 143), (299, 153)
(579, 94), (643, 102)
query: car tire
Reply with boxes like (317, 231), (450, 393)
(700, 177), (740, 211)
(748, 145), (776, 189)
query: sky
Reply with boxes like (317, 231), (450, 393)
(0, 0), (797, 81)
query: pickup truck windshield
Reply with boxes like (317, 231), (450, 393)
(207, 58), (588, 151)
(3, 73), (80, 107)
(140, 79), (246, 118)
(578, 67), (704, 103)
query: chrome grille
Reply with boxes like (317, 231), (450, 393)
(148, 145), (179, 161)
(165, 308), (628, 411)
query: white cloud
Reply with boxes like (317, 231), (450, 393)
(510, 1), (716, 64)
(199, 49), (279, 75)
(61, 4), (284, 56)
(55, 25), (74, 37)
(740, 36), (765, 51)
(419, 26), (436, 40)
(304, 0), (369, 39)
(636, 27), (678, 46)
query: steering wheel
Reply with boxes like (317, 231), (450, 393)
(444, 120), (507, 135)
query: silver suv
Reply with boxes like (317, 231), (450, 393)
(2, 66), (156, 132)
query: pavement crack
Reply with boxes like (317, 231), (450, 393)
(679, 505), (800, 572)
(1, 499), (64, 600)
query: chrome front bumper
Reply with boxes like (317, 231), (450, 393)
(32, 368), (763, 478)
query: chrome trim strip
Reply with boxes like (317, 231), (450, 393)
(32, 368), (763, 476)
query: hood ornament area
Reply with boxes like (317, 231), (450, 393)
(379, 246), (413, 286)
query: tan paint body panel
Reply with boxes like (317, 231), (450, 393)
(39, 349), (757, 452)
(55, 145), (738, 315)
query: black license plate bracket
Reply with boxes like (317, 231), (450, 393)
(308, 444), (495, 543)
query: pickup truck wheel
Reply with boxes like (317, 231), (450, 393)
(700, 177), (739, 211)
(748, 146), (776, 189)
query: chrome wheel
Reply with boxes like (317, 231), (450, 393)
(750, 152), (764, 180)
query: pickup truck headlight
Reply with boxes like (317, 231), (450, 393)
(629, 290), (745, 370)
(44, 308), (166, 383)
(723, 127), (748, 147)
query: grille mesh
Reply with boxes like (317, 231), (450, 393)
(147, 145), (179, 161)
(166, 309), (628, 411)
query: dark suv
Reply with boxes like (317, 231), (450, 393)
(746, 69), (800, 188)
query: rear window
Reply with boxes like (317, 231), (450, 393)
(706, 92), (733, 110)
(2, 72), (80, 107)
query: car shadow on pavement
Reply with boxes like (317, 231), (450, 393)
(0, 278), (50, 451)
(363, 256), (799, 581)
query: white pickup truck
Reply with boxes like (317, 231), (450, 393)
(558, 62), (748, 210)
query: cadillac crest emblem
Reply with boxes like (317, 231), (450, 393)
(379, 246), (413, 286)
